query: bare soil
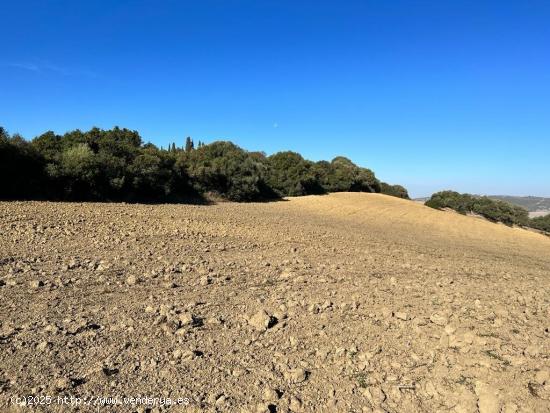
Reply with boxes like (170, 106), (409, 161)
(1, 193), (549, 413)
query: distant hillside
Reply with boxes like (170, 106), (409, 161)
(414, 197), (430, 203)
(487, 196), (550, 213)
(416, 195), (550, 217)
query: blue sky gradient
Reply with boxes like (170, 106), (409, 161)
(1, 0), (549, 197)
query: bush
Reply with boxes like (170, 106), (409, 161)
(182, 141), (271, 201)
(425, 191), (474, 214)
(56, 143), (101, 199)
(471, 197), (529, 226)
(266, 151), (324, 196)
(425, 191), (529, 226)
(129, 151), (172, 198)
(380, 182), (410, 199)
(309, 157), (381, 194)
(0, 128), (48, 199)
(323, 156), (381, 193)
(530, 214), (550, 232)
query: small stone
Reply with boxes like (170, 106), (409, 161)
(179, 312), (198, 327)
(366, 386), (386, 405)
(289, 396), (303, 411)
(395, 312), (408, 321)
(478, 393), (500, 413)
(215, 394), (227, 406)
(430, 313), (448, 326)
(161, 320), (180, 334)
(44, 324), (59, 334)
(463, 331), (475, 344)
(284, 368), (308, 384)
(279, 269), (293, 279)
(534, 370), (550, 385)
(308, 304), (320, 314)
(199, 275), (211, 286)
(381, 308), (393, 318)
(263, 388), (279, 401)
(444, 324), (456, 335)
(335, 347), (346, 357)
(475, 382), (500, 413)
(181, 350), (196, 361)
(502, 402), (518, 413)
(54, 377), (72, 391)
(126, 275), (138, 285)
(327, 398), (338, 409)
(37, 341), (51, 351)
(453, 388), (478, 413)
(248, 310), (276, 332)
(29, 280), (44, 289)
(524, 344), (541, 357)
(96, 262), (109, 271)
(256, 403), (272, 413)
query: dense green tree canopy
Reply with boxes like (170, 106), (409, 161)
(425, 191), (530, 227)
(1, 128), (47, 199)
(182, 141), (270, 201)
(322, 156), (380, 193)
(380, 182), (410, 199)
(530, 214), (550, 232)
(0, 125), (408, 204)
(266, 151), (323, 197)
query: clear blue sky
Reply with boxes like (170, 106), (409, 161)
(1, 0), (549, 198)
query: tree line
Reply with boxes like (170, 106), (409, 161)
(530, 214), (550, 233)
(0, 126), (409, 203)
(425, 190), (550, 232)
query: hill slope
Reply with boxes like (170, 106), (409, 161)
(293, 193), (549, 257)
(488, 195), (550, 212)
(1, 194), (549, 412)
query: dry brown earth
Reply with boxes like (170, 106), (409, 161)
(1, 193), (549, 412)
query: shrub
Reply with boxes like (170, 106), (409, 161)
(266, 151), (323, 196)
(182, 141), (271, 201)
(328, 157), (378, 192)
(530, 214), (550, 232)
(380, 182), (410, 199)
(425, 191), (474, 214)
(0, 128), (48, 199)
(129, 151), (171, 198)
(471, 197), (529, 226)
(310, 157), (381, 194)
(50, 143), (102, 199)
(425, 191), (529, 226)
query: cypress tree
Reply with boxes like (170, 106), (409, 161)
(185, 136), (194, 152)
